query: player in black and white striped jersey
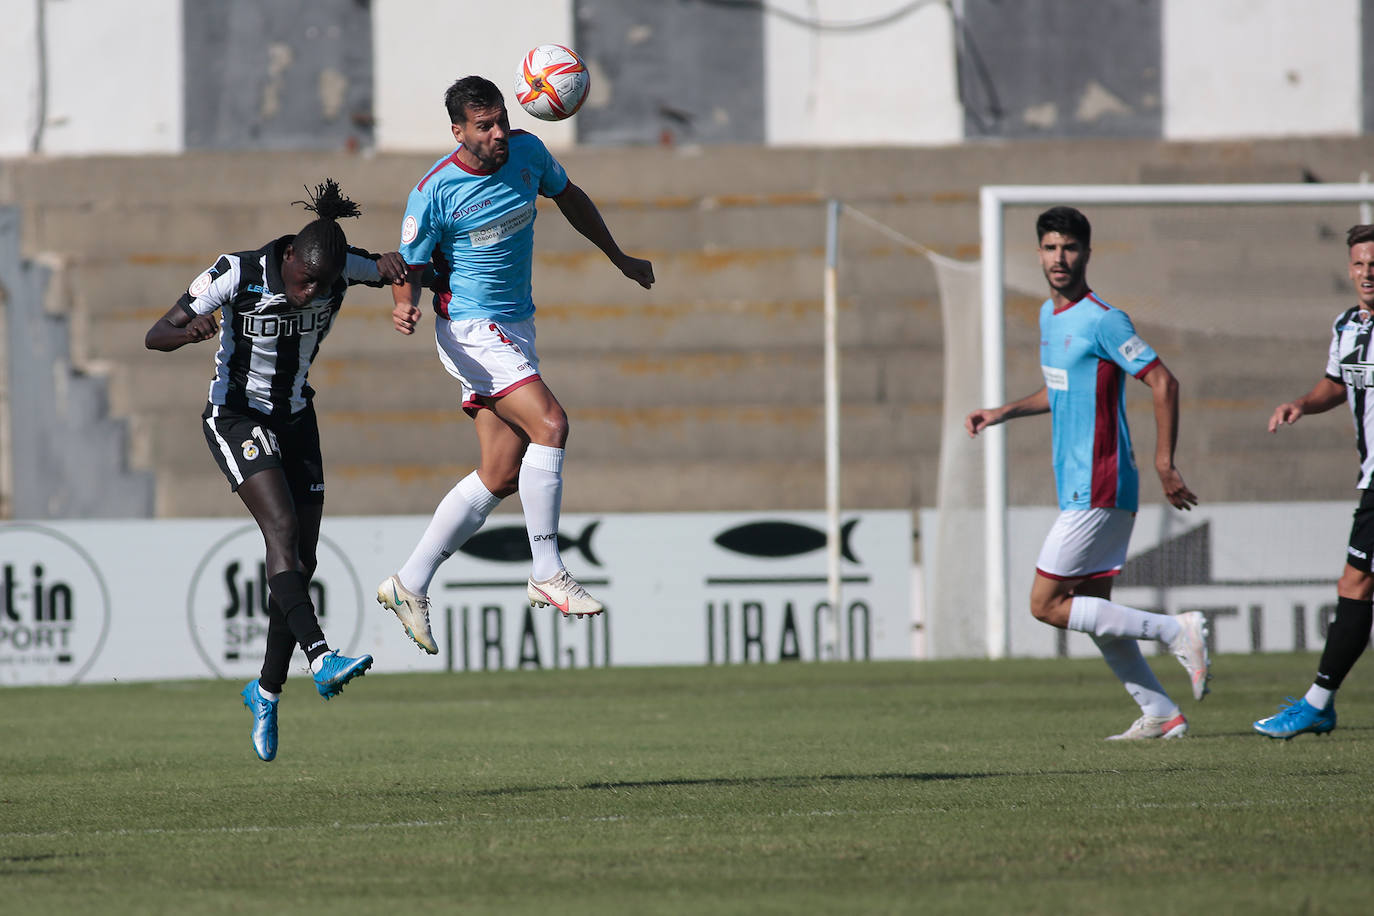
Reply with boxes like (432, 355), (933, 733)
(145, 180), (407, 762)
(1255, 223), (1374, 739)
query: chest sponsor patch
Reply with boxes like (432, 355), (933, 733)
(1341, 363), (1374, 389)
(1042, 365), (1069, 391)
(1117, 335), (1149, 363)
(469, 202), (534, 249)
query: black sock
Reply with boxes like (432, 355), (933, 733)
(267, 570), (330, 664)
(1314, 596), (1373, 691)
(258, 596), (294, 694)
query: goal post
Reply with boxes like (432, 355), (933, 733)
(979, 182), (1374, 659)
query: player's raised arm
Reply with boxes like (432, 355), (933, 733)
(144, 303), (218, 351)
(552, 181), (654, 289)
(390, 266), (427, 335)
(1269, 377), (1346, 432)
(964, 387), (1050, 437)
(1138, 361), (1197, 510)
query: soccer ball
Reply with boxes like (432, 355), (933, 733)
(514, 44), (590, 121)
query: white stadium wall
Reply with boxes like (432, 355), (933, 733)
(0, 1), (42, 156)
(1162, 0), (1361, 141)
(762, 0), (963, 146)
(3, 0), (185, 156)
(371, 0), (579, 151)
(4, 1), (1374, 156)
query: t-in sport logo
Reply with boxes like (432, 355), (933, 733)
(186, 525), (365, 679)
(0, 525), (111, 684)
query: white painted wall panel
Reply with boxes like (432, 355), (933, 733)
(1163, 0), (1360, 140)
(373, 0), (579, 152)
(764, 0), (962, 146)
(39, 0), (183, 154)
(0, 0), (42, 156)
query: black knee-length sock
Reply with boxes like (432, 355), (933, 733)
(267, 570), (330, 665)
(1314, 597), (1374, 691)
(258, 596), (295, 693)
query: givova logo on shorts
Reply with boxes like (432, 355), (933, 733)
(186, 525), (365, 678)
(0, 525), (112, 685)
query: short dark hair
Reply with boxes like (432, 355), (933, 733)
(291, 178), (361, 271)
(445, 76), (505, 125)
(1348, 224), (1374, 248)
(1036, 206), (1092, 248)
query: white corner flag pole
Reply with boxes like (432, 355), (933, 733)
(824, 198), (843, 659)
(979, 188), (1010, 659)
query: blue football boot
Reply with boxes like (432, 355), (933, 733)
(240, 679), (279, 762)
(313, 650), (373, 700)
(1253, 697), (1337, 739)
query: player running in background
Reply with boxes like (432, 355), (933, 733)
(376, 76), (654, 653)
(1253, 224), (1374, 739)
(145, 180), (406, 762)
(965, 206), (1210, 740)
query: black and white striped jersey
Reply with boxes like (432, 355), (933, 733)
(177, 235), (389, 417)
(1326, 305), (1374, 488)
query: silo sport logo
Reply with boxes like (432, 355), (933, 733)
(0, 525), (111, 685)
(186, 526), (365, 678)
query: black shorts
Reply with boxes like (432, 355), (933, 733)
(201, 402), (325, 504)
(1346, 487), (1374, 571)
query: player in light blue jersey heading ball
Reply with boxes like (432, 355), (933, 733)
(377, 76), (654, 652)
(965, 206), (1209, 740)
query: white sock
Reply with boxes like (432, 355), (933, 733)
(258, 684), (279, 702)
(1304, 685), (1333, 709)
(520, 444), (565, 582)
(399, 471), (502, 593)
(1092, 635), (1178, 718)
(1069, 595), (1182, 645)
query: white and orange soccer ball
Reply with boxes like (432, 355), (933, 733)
(514, 44), (590, 121)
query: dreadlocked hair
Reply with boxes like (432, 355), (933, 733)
(291, 178), (361, 270)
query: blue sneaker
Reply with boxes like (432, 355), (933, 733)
(1253, 697), (1337, 739)
(313, 650), (373, 700)
(240, 679), (279, 762)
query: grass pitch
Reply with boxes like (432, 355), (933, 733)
(3, 653), (1372, 915)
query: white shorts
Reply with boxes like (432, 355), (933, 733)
(1035, 507), (1135, 581)
(434, 317), (542, 413)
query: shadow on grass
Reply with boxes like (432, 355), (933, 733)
(1187, 724), (1374, 741)
(464, 769), (1114, 798)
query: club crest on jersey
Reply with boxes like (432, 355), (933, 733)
(521, 168), (532, 188)
(241, 440), (260, 461)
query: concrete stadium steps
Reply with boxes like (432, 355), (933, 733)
(114, 348), (944, 424)
(62, 245), (942, 350)
(137, 401), (945, 472)
(10, 137), (1374, 518)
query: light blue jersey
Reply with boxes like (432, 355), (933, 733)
(398, 130), (569, 322)
(1039, 291), (1160, 511)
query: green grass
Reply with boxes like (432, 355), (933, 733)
(2, 653), (1371, 914)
